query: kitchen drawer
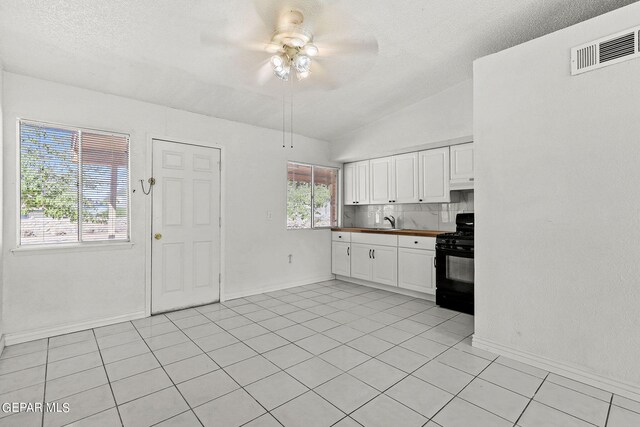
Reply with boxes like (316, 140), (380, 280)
(398, 235), (436, 250)
(351, 232), (398, 247)
(332, 231), (351, 242)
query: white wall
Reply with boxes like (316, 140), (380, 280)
(330, 80), (473, 162)
(3, 72), (335, 343)
(473, 3), (640, 399)
(0, 67), (4, 352)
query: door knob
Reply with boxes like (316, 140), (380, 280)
(154, 233), (162, 240)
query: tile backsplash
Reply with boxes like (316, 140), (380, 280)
(342, 190), (473, 231)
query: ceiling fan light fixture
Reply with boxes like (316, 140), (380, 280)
(304, 43), (318, 57)
(265, 43), (283, 53)
(296, 70), (310, 80)
(292, 53), (311, 73)
(273, 64), (291, 80)
(270, 54), (285, 68)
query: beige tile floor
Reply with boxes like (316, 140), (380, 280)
(0, 280), (638, 426)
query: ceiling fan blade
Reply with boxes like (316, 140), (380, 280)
(299, 52), (377, 91)
(200, 30), (272, 53)
(252, 0), (326, 32)
(305, 60), (340, 90)
(257, 60), (275, 86)
(310, 1), (379, 56)
(314, 36), (378, 57)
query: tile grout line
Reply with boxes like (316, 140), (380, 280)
(40, 337), (49, 427)
(344, 330), (470, 423)
(532, 374), (614, 426)
(129, 320), (206, 427)
(193, 309), (355, 426)
(168, 287), (413, 424)
(604, 394), (614, 427)
(161, 315), (278, 427)
(513, 371), (550, 426)
(420, 351), (507, 424)
(7, 280), (629, 426)
(217, 284), (454, 423)
(91, 328), (125, 427)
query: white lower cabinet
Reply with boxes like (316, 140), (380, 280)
(398, 248), (435, 294)
(349, 243), (398, 286)
(331, 241), (351, 276)
(370, 245), (398, 286)
(350, 243), (372, 281)
(332, 232), (435, 295)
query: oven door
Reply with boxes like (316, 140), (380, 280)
(435, 245), (474, 313)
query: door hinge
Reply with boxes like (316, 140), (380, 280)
(219, 217), (222, 228)
(218, 273), (221, 284)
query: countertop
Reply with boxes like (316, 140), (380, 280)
(331, 227), (448, 237)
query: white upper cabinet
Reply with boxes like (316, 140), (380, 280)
(419, 147), (450, 203)
(344, 163), (356, 205)
(344, 160), (370, 205)
(345, 143), (470, 206)
(370, 157), (393, 204)
(355, 160), (370, 204)
(393, 152), (420, 204)
(450, 143), (475, 189)
(369, 153), (419, 204)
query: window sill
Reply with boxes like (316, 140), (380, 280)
(10, 241), (135, 256)
(287, 227), (334, 231)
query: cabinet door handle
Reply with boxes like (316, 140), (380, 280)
(419, 199), (423, 202)
(372, 249), (375, 259)
(369, 249), (371, 259)
(414, 241), (418, 244)
(347, 247), (350, 256)
(469, 178), (474, 181)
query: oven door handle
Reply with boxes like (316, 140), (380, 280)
(436, 247), (474, 258)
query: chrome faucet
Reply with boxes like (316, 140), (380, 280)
(384, 215), (396, 228)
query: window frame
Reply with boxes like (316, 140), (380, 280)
(286, 161), (340, 230)
(17, 118), (132, 248)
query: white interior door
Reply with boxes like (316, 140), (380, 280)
(152, 139), (221, 313)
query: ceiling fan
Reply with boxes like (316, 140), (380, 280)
(201, 0), (379, 90)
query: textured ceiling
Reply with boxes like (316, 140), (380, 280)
(0, 0), (636, 140)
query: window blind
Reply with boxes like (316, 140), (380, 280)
(20, 121), (130, 245)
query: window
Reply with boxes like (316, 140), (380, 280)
(19, 120), (130, 245)
(287, 162), (338, 229)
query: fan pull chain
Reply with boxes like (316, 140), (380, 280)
(282, 82), (286, 148)
(290, 76), (294, 149)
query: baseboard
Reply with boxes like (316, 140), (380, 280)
(5, 311), (147, 346)
(222, 275), (337, 301)
(335, 275), (435, 301)
(0, 334), (5, 358)
(472, 335), (640, 402)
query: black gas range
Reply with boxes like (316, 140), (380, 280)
(435, 213), (474, 315)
